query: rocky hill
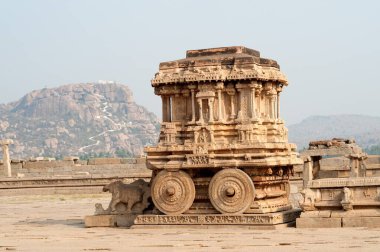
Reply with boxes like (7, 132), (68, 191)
(2, 85), (379, 159)
(0, 82), (160, 159)
(288, 115), (380, 151)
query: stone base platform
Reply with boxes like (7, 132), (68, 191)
(85, 209), (300, 228)
(296, 209), (380, 228)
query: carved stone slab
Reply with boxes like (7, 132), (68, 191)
(310, 177), (380, 188)
(134, 209), (300, 225)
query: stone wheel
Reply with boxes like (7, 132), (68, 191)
(208, 169), (255, 214)
(151, 170), (195, 215)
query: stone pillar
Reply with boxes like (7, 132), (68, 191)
(216, 82), (224, 122)
(276, 85), (283, 120)
(249, 82), (257, 120)
(303, 156), (313, 188)
(197, 99), (204, 124)
(350, 155), (360, 178)
(274, 96), (278, 120)
(230, 93), (236, 119)
(267, 94), (273, 119)
(190, 89), (196, 123)
(165, 96), (172, 122)
(217, 89), (223, 121)
(276, 91), (280, 119)
(255, 84), (262, 119)
(267, 90), (276, 120)
(1, 139), (13, 177)
(162, 96), (167, 122)
(237, 88), (243, 112)
(208, 98), (214, 123)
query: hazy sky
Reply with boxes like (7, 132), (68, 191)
(0, 0), (379, 124)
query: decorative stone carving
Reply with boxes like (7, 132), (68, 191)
(300, 188), (319, 211)
(187, 155), (209, 165)
(133, 209), (301, 225)
(95, 179), (151, 215)
(162, 123), (177, 145)
(341, 187), (354, 211)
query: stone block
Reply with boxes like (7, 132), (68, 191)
(116, 215), (138, 227)
(366, 155), (380, 165)
(88, 158), (122, 165)
(331, 209), (380, 218)
(23, 160), (74, 169)
(296, 217), (341, 228)
(10, 163), (23, 170)
(369, 170), (380, 176)
(293, 164), (303, 173)
(63, 167), (73, 172)
(75, 160), (88, 165)
(84, 215), (116, 227)
(318, 170), (338, 178)
(11, 159), (23, 164)
(121, 158), (137, 164)
(29, 157), (44, 161)
(337, 171), (350, 178)
(320, 157), (350, 171)
(63, 156), (79, 161)
(135, 158), (146, 164)
(300, 211), (331, 218)
(84, 215), (137, 227)
(342, 217), (380, 228)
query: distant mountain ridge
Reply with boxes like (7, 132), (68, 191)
(288, 114), (380, 150)
(1, 84), (379, 158)
(0, 82), (160, 158)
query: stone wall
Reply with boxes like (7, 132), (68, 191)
(292, 155), (380, 180)
(0, 157), (149, 178)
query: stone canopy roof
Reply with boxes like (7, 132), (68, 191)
(151, 46), (288, 86)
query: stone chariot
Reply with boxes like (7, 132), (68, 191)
(86, 46), (303, 227)
(144, 46), (303, 222)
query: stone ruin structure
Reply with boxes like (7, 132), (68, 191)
(0, 139), (13, 177)
(297, 138), (380, 228)
(86, 46), (303, 227)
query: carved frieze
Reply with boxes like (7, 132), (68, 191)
(187, 155), (209, 165)
(134, 209), (300, 225)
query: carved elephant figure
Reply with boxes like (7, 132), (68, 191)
(300, 188), (319, 211)
(102, 179), (150, 214)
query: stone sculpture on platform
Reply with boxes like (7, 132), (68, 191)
(86, 46), (303, 227)
(94, 179), (151, 215)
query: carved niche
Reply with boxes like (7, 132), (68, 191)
(194, 127), (214, 144)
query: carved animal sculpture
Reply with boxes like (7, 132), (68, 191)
(102, 179), (150, 214)
(341, 187), (353, 211)
(300, 188), (317, 211)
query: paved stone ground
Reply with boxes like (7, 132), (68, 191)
(1, 194), (380, 251)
